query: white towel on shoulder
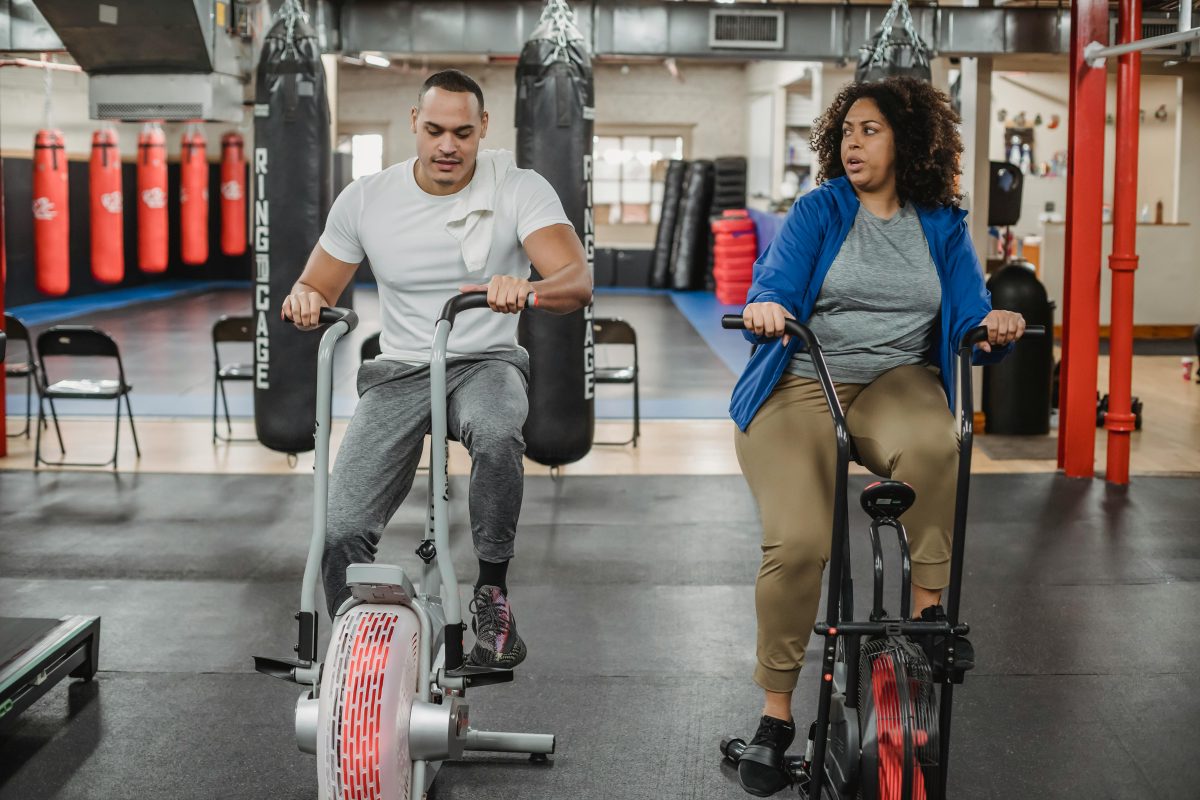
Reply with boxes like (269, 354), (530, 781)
(444, 149), (516, 275)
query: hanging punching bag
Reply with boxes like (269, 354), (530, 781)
(89, 127), (124, 285)
(137, 123), (168, 273)
(515, 0), (595, 467)
(180, 126), (209, 266)
(33, 129), (70, 296)
(650, 158), (688, 289)
(220, 132), (247, 257)
(253, 2), (333, 454)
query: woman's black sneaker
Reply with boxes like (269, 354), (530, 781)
(737, 715), (796, 797)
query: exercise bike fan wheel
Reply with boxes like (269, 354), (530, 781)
(316, 605), (423, 799)
(856, 638), (939, 800)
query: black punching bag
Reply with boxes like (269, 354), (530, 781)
(252, 3), (334, 453)
(651, 159), (688, 288)
(515, 0), (594, 467)
(982, 262), (1055, 434)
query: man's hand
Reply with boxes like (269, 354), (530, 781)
(281, 288), (328, 331)
(977, 309), (1026, 353)
(460, 275), (534, 314)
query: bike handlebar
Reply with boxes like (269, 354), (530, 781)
(317, 306), (359, 332)
(438, 291), (539, 326)
(721, 315), (1046, 353)
(959, 324), (1045, 351)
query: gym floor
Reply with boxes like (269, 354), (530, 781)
(3, 288), (1199, 799)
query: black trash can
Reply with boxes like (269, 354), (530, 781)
(982, 261), (1055, 435)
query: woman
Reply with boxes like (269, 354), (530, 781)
(730, 77), (1025, 795)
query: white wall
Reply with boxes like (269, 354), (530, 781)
(1031, 68), (1200, 327)
(338, 60), (748, 247)
(596, 61), (746, 159)
(1042, 222), (1198, 326)
(337, 61), (513, 166)
(990, 70), (1183, 233)
(744, 60), (824, 204)
(0, 60), (250, 161)
(337, 60), (748, 168)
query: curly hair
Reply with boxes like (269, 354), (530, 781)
(810, 77), (963, 208)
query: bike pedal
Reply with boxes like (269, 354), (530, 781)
(444, 664), (514, 688)
(253, 655), (309, 684)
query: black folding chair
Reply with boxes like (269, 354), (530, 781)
(361, 331), (382, 363)
(593, 317), (640, 447)
(212, 315), (256, 443)
(35, 325), (140, 469)
(4, 313), (62, 447)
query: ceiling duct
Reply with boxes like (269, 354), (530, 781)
(708, 8), (785, 51)
(28, 0), (259, 122)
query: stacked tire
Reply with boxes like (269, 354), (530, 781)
(711, 156), (747, 213)
(712, 210), (757, 305)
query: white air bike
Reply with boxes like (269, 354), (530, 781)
(255, 295), (554, 799)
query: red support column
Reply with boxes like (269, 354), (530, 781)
(1105, 0), (1142, 484)
(1059, 0), (1109, 478)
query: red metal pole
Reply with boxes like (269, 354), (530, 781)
(1105, 0), (1142, 484)
(1059, 0), (1109, 478)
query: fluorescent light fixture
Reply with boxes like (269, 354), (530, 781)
(363, 54), (391, 68)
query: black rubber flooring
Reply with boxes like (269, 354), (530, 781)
(1, 472), (1198, 799)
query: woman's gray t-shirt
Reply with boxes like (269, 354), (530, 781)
(787, 202), (941, 384)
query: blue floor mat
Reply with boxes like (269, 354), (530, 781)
(5, 285), (740, 421)
(667, 291), (750, 376)
(6, 281), (249, 327)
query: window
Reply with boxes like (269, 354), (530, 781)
(593, 134), (685, 226)
(350, 133), (384, 179)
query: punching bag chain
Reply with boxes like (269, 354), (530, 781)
(534, 0), (587, 63)
(278, 0), (308, 58)
(866, 0), (926, 68)
(41, 53), (54, 130)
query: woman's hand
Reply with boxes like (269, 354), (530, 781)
(743, 302), (796, 346)
(977, 309), (1026, 353)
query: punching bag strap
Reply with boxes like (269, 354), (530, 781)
(556, 74), (571, 127)
(98, 124), (117, 167)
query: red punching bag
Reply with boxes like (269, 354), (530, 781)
(33, 129), (70, 296)
(89, 127), (124, 284)
(137, 122), (168, 273)
(180, 125), (208, 265)
(219, 132), (246, 257)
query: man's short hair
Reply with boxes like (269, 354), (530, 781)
(418, 69), (485, 113)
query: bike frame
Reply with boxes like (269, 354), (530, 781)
(721, 317), (1040, 799)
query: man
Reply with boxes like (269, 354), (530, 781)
(283, 69), (591, 668)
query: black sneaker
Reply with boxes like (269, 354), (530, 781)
(737, 715), (796, 797)
(466, 585), (527, 669)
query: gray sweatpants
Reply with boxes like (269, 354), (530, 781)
(322, 350), (530, 618)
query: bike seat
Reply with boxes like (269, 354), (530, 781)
(860, 480), (916, 520)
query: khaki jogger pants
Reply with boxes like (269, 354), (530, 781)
(734, 365), (959, 693)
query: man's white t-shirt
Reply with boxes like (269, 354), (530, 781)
(318, 156), (571, 362)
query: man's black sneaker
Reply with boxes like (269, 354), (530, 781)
(737, 715), (796, 797)
(466, 585), (527, 669)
